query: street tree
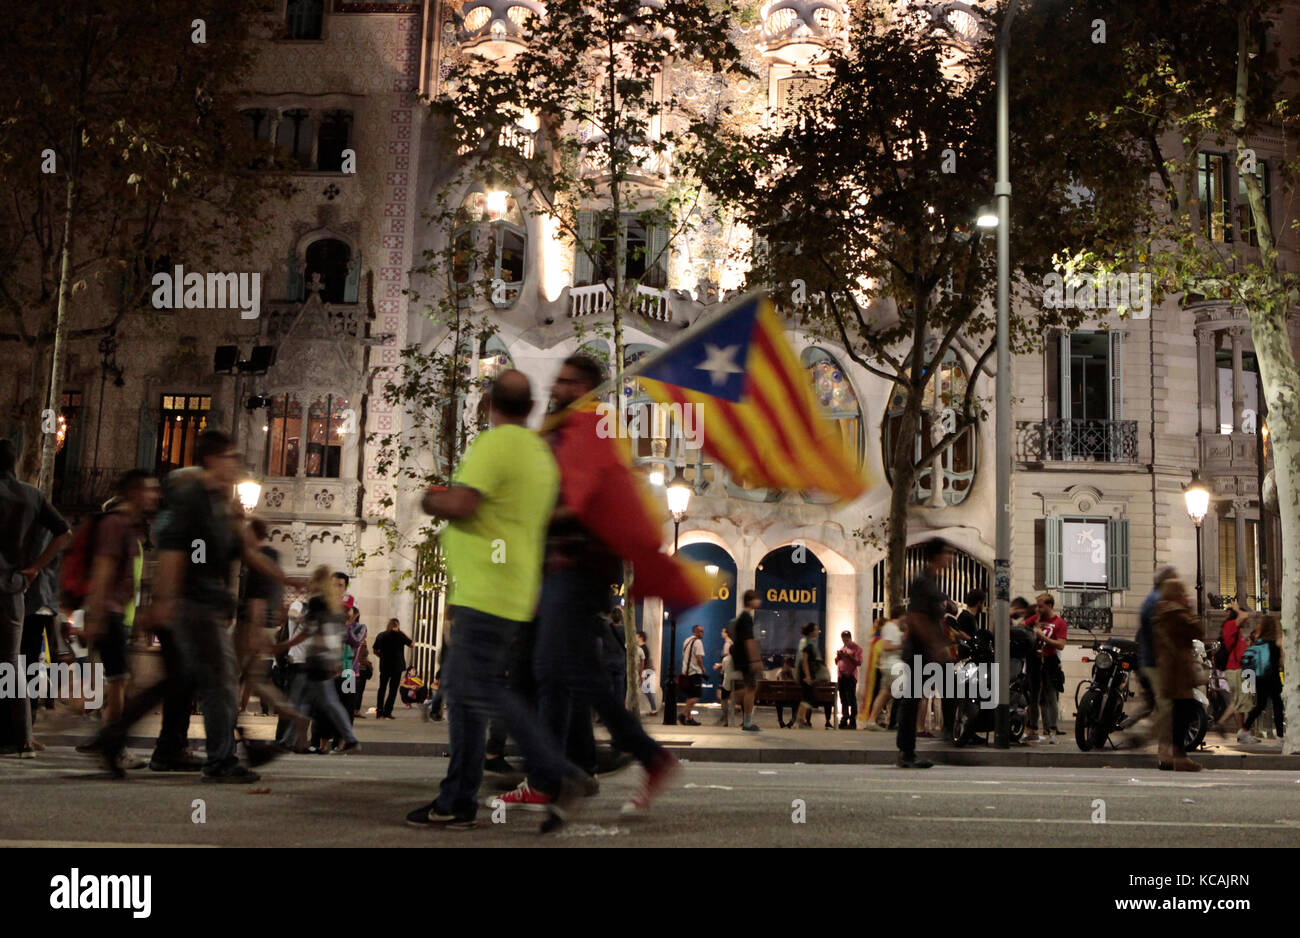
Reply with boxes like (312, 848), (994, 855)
(713, 1), (1152, 610)
(0, 0), (288, 489)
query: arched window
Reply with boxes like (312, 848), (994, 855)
(881, 348), (976, 506)
(303, 238), (351, 303)
(452, 191), (527, 307)
(476, 336), (515, 430)
(802, 347), (864, 467)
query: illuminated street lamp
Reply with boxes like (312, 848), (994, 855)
(663, 466), (691, 725)
(237, 479), (263, 513)
(1184, 471), (1211, 618)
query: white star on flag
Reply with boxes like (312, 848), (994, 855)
(696, 343), (744, 386)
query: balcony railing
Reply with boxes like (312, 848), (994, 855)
(1063, 605), (1113, 634)
(456, 123), (536, 160)
(1019, 418), (1138, 463)
(568, 282), (670, 322)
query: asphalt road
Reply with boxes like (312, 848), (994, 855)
(4, 747), (1300, 848)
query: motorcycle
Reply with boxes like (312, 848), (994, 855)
(1074, 624), (1140, 751)
(950, 626), (1034, 746)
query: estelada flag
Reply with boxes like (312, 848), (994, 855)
(546, 401), (717, 613)
(632, 292), (870, 500)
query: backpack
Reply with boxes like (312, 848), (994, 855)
(57, 511), (109, 611)
(1241, 641), (1272, 678)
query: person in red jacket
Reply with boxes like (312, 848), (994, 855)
(1023, 593), (1068, 743)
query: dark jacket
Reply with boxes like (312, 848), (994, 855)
(1154, 600), (1201, 700)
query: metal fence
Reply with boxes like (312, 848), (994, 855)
(1020, 419), (1139, 463)
(871, 546), (991, 628)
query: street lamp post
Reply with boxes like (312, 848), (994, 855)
(1184, 472), (1210, 621)
(663, 467), (691, 725)
(991, 0), (1020, 748)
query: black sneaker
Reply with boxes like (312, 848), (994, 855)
(896, 752), (934, 769)
(149, 752), (205, 772)
(484, 755), (519, 774)
(239, 730), (285, 768)
(540, 773), (591, 834)
(405, 802), (477, 830)
(594, 750), (636, 776)
(201, 765), (261, 784)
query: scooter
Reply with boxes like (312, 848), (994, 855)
(950, 626), (1034, 746)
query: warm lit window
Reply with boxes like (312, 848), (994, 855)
(1197, 152), (1230, 243)
(265, 394), (303, 477)
(882, 351), (975, 506)
(451, 191), (527, 306)
(305, 395), (348, 478)
(156, 394), (211, 472)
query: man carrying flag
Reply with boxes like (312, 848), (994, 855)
(497, 354), (703, 817)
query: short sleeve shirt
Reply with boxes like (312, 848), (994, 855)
(93, 511), (145, 616)
(731, 611), (756, 671)
(682, 635), (705, 675)
(156, 470), (240, 614)
(442, 424), (560, 623)
(243, 546), (283, 630)
(1026, 613), (1068, 658)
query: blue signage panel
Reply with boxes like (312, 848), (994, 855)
(754, 545), (828, 667)
(662, 542), (737, 703)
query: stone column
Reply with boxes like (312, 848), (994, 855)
(1231, 327), (1245, 433)
(1233, 496), (1250, 608)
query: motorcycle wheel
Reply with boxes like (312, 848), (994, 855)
(1090, 698), (1116, 751)
(1009, 694), (1027, 743)
(1076, 688), (1101, 751)
(1186, 704), (1209, 752)
(952, 701), (978, 747)
(1074, 679), (1092, 710)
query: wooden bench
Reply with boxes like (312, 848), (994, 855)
(752, 679), (837, 708)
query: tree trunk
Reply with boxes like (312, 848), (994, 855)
(37, 170), (78, 497)
(885, 394), (923, 613)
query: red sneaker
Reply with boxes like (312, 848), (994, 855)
(621, 749), (680, 815)
(493, 780), (553, 812)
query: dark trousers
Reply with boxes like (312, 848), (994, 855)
(1171, 697), (1199, 755)
(838, 675), (858, 726)
(376, 668), (400, 717)
(97, 628), (194, 760)
(275, 665), (307, 741)
(435, 606), (578, 821)
(895, 639), (921, 756)
(531, 568), (662, 781)
(1243, 675), (1285, 736)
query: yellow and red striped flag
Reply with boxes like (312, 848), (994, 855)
(633, 292), (870, 500)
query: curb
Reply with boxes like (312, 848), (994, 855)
(42, 734), (1300, 771)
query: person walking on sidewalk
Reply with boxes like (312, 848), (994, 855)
(82, 470), (159, 768)
(636, 630), (658, 716)
(276, 566), (358, 754)
(1125, 566), (1177, 757)
(680, 624), (706, 726)
(730, 590), (763, 732)
(896, 538), (954, 768)
(0, 439), (72, 758)
(407, 369), (588, 832)
(866, 609), (904, 730)
(372, 618), (411, 719)
(835, 629), (863, 729)
(1239, 615), (1284, 744)
(501, 355), (680, 817)
(1153, 577), (1203, 771)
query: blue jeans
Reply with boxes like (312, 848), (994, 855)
(435, 606), (578, 821)
(532, 568), (662, 783)
(280, 675), (356, 746)
(171, 602), (239, 775)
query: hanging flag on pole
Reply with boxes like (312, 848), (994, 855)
(631, 291), (871, 501)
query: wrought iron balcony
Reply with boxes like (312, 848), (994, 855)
(1063, 605), (1112, 634)
(53, 467), (129, 514)
(1019, 418), (1139, 464)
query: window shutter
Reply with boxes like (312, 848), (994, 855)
(1045, 331), (1059, 420)
(1109, 330), (1122, 420)
(1045, 516), (1063, 589)
(574, 210), (595, 285)
(288, 250), (304, 301)
(137, 403), (158, 470)
(1058, 332), (1072, 459)
(647, 224), (669, 287)
(1106, 518), (1130, 591)
(343, 248), (361, 303)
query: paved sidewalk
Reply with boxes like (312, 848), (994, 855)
(30, 701), (1299, 771)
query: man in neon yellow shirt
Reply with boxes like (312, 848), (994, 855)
(405, 369), (588, 833)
